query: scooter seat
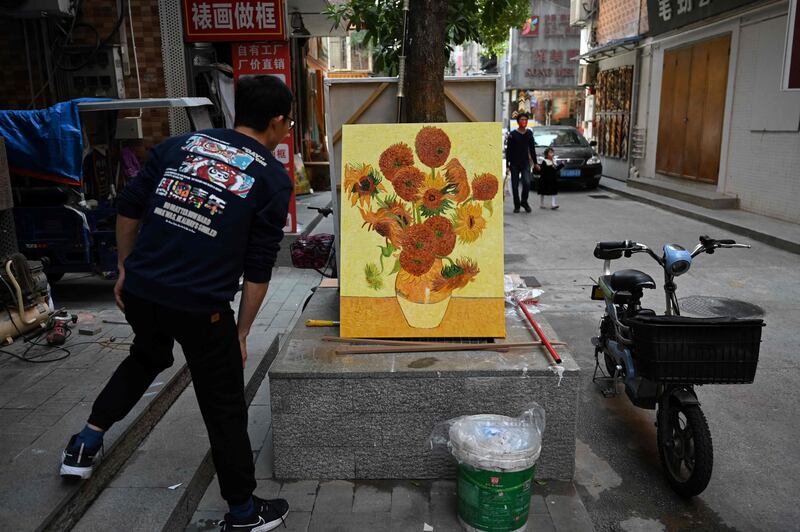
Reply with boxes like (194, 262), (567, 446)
(602, 269), (656, 293)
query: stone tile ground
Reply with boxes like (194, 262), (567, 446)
(187, 473), (594, 532)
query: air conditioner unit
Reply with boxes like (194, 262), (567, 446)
(578, 63), (598, 86)
(0, 0), (72, 18)
(570, 0), (591, 28)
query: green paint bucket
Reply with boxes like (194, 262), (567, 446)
(449, 414), (543, 532)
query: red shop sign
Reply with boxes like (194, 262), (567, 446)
(182, 0), (285, 42)
(233, 42), (297, 233)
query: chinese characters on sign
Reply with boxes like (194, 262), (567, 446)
(233, 42), (298, 232)
(543, 14), (581, 37)
(233, 42), (290, 81)
(657, 0), (711, 21)
(524, 46), (580, 80)
(647, 0), (758, 35)
(183, 0), (284, 42)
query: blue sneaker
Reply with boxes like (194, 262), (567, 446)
(219, 496), (289, 531)
(60, 434), (101, 479)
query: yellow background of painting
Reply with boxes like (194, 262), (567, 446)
(339, 123), (505, 337)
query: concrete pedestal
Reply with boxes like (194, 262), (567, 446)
(269, 288), (580, 480)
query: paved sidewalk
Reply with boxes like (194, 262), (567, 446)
(188, 466), (593, 532)
(600, 177), (800, 254)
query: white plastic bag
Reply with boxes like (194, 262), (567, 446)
(429, 403), (546, 472)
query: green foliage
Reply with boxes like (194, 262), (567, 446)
(441, 262), (465, 279)
(324, 0), (530, 75)
(365, 262), (384, 290)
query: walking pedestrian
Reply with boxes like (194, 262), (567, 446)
(505, 113), (539, 213)
(59, 75), (295, 532)
(539, 147), (563, 210)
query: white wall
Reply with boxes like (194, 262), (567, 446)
(636, 2), (800, 224)
(724, 11), (800, 223)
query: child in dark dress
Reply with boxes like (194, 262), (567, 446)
(539, 147), (563, 210)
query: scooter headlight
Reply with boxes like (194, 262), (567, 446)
(663, 244), (693, 277)
(669, 260), (691, 276)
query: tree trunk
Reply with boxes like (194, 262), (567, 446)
(404, 0), (449, 123)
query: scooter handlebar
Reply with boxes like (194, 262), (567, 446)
(693, 236), (751, 256)
(596, 240), (633, 251)
(594, 240), (638, 260)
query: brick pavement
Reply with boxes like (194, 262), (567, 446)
(187, 473), (594, 532)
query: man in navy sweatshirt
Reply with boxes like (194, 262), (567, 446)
(505, 112), (539, 213)
(59, 75), (294, 532)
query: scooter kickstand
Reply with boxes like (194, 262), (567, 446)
(593, 353), (619, 397)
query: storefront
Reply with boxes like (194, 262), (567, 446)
(179, 1), (352, 230)
(635, 0), (800, 223)
(575, 37), (640, 180)
(508, 89), (584, 128)
(506, 0), (582, 130)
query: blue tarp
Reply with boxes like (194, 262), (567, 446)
(0, 98), (107, 184)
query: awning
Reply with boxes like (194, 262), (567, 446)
(572, 36), (641, 63)
(76, 97), (213, 112)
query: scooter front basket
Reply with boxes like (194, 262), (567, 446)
(627, 315), (764, 384)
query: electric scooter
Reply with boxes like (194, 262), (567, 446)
(590, 235), (764, 497)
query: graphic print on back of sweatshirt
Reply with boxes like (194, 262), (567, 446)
(178, 154), (254, 197)
(152, 134), (263, 238)
(182, 134), (255, 170)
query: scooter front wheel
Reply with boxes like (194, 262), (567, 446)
(656, 401), (713, 497)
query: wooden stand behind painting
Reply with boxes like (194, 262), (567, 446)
(339, 123), (506, 339)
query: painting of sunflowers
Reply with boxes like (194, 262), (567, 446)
(340, 123), (505, 339)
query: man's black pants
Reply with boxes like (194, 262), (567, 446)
(88, 292), (255, 505)
(509, 164), (532, 210)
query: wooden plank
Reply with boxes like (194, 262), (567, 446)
(318, 278), (339, 288)
(682, 40), (710, 180)
(444, 87), (480, 122)
(323, 336), (566, 353)
(332, 82), (390, 144)
(324, 336), (566, 347)
(656, 49), (677, 174)
(698, 34), (731, 184)
(666, 47), (693, 176)
(335, 341), (565, 356)
(323, 336), (465, 346)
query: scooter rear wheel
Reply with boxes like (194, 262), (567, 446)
(656, 401), (713, 497)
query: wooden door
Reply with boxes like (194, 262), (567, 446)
(656, 34), (731, 184)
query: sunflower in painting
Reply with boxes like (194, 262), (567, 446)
(343, 163), (385, 208)
(452, 202), (486, 243)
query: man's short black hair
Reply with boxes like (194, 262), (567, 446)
(517, 112), (530, 120)
(234, 75), (293, 131)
